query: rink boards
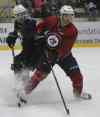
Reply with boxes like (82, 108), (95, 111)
(0, 21), (100, 50)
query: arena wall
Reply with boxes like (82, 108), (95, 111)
(0, 21), (100, 50)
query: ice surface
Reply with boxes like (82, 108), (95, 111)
(0, 48), (100, 117)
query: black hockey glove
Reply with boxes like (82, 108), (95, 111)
(6, 32), (18, 48)
(34, 32), (46, 47)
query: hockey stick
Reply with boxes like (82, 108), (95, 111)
(10, 46), (15, 71)
(42, 51), (70, 115)
(50, 64), (70, 115)
(11, 46), (15, 58)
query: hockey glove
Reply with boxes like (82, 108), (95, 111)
(34, 33), (46, 46)
(6, 32), (18, 48)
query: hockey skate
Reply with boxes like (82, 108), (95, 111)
(73, 89), (92, 100)
(17, 94), (27, 107)
(17, 96), (27, 107)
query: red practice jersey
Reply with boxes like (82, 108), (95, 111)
(36, 16), (78, 58)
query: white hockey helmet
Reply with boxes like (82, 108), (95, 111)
(13, 4), (27, 15)
(60, 5), (74, 15)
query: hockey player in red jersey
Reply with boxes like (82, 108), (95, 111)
(25, 5), (92, 100)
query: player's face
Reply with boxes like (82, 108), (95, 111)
(63, 14), (74, 24)
(16, 12), (26, 21)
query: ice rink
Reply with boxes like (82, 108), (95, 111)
(0, 48), (100, 117)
